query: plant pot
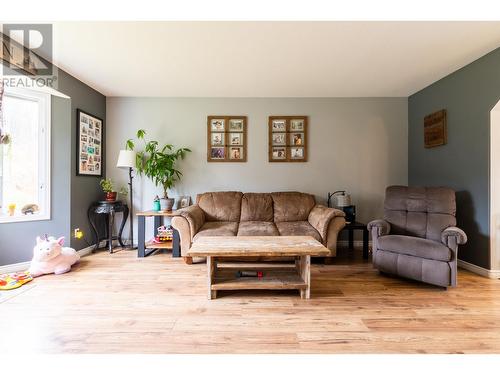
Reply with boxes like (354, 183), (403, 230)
(153, 200), (161, 211)
(105, 192), (117, 202)
(160, 198), (174, 211)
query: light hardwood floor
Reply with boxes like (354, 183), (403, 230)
(1, 248), (500, 354)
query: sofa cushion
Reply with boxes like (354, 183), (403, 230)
(240, 193), (274, 222)
(196, 191), (243, 222)
(377, 235), (452, 262)
(275, 221), (322, 242)
(271, 192), (316, 222)
(193, 222), (239, 241)
(384, 186), (456, 242)
(237, 221), (279, 236)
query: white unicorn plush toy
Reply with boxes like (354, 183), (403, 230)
(28, 235), (80, 277)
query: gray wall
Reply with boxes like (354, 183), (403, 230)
(408, 47), (500, 269)
(106, 97), (408, 241)
(0, 69), (106, 266)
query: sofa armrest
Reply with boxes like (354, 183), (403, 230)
(325, 216), (346, 256)
(367, 219), (391, 238)
(308, 205), (345, 244)
(441, 226), (467, 247)
(171, 216), (192, 256)
(177, 205), (206, 241)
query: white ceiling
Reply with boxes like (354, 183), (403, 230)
(51, 21), (500, 97)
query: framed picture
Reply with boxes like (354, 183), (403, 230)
(271, 119), (286, 132)
(210, 147), (225, 159)
(290, 132), (304, 146)
(77, 109), (104, 176)
(211, 133), (225, 146)
(230, 133), (243, 145)
(229, 146), (244, 160)
(176, 196), (191, 209)
(424, 109), (447, 148)
(271, 147), (287, 160)
(290, 147), (305, 160)
(210, 118), (225, 131)
(268, 116), (308, 162)
(272, 133), (286, 146)
(229, 119), (244, 132)
(290, 119), (304, 131)
(207, 116), (247, 162)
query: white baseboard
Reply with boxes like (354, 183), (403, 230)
(0, 244), (97, 275)
(458, 259), (500, 279)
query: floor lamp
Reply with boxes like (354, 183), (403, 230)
(117, 150), (136, 248)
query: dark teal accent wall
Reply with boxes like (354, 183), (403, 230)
(0, 96), (71, 265)
(57, 69), (106, 251)
(408, 47), (500, 269)
(0, 68), (105, 266)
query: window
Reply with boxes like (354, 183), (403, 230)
(0, 87), (51, 223)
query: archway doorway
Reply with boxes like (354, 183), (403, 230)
(489, 101), (500, 274)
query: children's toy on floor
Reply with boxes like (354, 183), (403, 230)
(153, 225), (173, 243)
(0, 271), (33, 290)
(28, 235), (80, 277)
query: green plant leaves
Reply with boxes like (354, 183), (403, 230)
(125, 139), (135, 151)
(100, 178), (114, 193)
(128, 130), (191, 198)
(137, 129), (146, 139)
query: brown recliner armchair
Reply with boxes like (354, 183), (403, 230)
(368, 186), (467, 288)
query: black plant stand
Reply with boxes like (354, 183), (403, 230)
(88, 200), (128, 253)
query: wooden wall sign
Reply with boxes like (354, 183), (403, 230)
(268, 116), (308, 162)
(424, 109), (447, 148)
(0, 32), (38, 76)
(207, 116), (247, 162)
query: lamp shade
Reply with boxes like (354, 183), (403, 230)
(336, 194), (352, 207)
(116, 150), (136, 168)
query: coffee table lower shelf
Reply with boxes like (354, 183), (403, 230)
(206, 255), (311, 300)
(212, 273), (307, 291)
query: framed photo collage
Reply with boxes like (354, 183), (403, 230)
(77, 109), (104, 176)
(207, 116), (247, 162)
(206, 115), (308, 163)
(268, 116), (308, 162)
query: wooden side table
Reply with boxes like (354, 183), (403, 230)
(136, 210), (181, 258)
(342, 221), (369, 259)
(88, 200), (128, 253)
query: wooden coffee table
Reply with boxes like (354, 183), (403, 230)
(187, 236), (329, 300)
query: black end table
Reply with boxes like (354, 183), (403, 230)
(88, 200), (128, 253)
(342, 221), (369, 259)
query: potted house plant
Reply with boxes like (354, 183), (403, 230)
(100, 178), (117, 202)
(126, 129), (191, 211)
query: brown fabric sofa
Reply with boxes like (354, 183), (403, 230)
(368, 186), (467, 288)
(172, 191), (346, 263)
